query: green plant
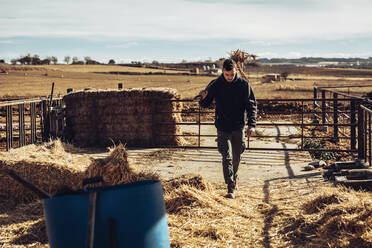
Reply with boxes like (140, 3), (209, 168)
(302, 139), (335, 160)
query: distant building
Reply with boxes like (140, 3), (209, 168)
(261, 73), (281, 83)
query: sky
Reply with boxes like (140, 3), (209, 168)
(1, 0), (372, 63)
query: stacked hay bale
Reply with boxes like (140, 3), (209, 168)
(63, 88), (183, 147)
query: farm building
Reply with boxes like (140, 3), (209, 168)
(261, 73), (282, 83)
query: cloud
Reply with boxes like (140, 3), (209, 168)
(106, 42), (139, 49)
(0, 40), (14, 44)
(1, 0), (372, 42)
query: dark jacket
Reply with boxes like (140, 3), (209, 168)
(199, 74), (257, 132)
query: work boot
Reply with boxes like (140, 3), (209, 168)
(226, 183), (236, 199)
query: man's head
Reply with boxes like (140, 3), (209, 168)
(222, 59), (237, 83)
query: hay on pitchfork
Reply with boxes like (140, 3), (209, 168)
(0, 140), (159, 204)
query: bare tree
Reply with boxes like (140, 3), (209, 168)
(64, 56), (71, 64)
(51, 56), (58, 65)
(84, 56), (92, 64)
(72, 56), (79, 64)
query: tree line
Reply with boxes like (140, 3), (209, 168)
(2, 54), (116, 65)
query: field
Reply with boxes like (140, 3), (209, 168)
(1, 63), (372, 247)
(1, 64), (372, 100)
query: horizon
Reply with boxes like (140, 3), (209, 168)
(1, 0), (372, 63)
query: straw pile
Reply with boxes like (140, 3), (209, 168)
(163, 175), (265, 247)
(63, 88), (183, 147)
(278, 187), (372, 248)
(86, 143), (159, 185)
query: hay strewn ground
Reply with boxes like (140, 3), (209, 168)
(0, 140), (371, 247)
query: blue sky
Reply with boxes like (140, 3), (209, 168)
(1, 0), (372, 63)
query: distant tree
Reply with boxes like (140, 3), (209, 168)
(51, 56), (58, 64)
(11, 58), (18, 65)
(181, 59), (187, 63)
(0, 59), (5, 63)
(41, 58), (51, 65)
(18, 54), (32, 65)
(108, 59), (116, 65)
(31, 54), (41, 65)
(152, 60), (160, 65)
(64, 56), (71, 64)
(72, 57), (79, 64)
(84, 56), (92, 64)
(84, 56), (100, 64)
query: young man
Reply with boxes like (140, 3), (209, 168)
(199, 59), (257, 198)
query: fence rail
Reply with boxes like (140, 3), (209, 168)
(0, 97), (62, 151)
(1, 87), (371, 167)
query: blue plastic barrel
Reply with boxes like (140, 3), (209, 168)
(43, 180), (170, 248)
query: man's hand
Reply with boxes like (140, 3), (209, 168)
(246, 126), (255, 138)
(200, 90), (208, 100)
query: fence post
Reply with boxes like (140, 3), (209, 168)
(358, 105), (365, 161)
(198, 105), (201, 148)
(333, 92), (338, 141)
(42, 100), (50, 142)
(321, 90), (326, 124)
(350, 99), (356, 150)
(313, 87), (317, 109)
(6, 105), (13, 151)
(30, 102), (37, 144)
(18, 104), (26, 147)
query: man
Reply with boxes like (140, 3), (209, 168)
(199, 59), (257, 198)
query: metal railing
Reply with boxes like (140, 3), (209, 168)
(359, 105), (372, 165)
(0, 98), (63, 151)
(154, 97), (358, 155)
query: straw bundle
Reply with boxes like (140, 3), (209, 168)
(279, 187), (372, 248)
(63, 88), (183, 147)
(85, 143), (159, 185)
(229, 49), (257, 81)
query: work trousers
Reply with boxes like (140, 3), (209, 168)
(217, 128), (246, 185)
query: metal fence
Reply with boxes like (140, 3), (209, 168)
(1, 89), (371, 166)
(0, 98), (63, 151)
(155, 97), (358, 153)
(359, 105), (372, 166)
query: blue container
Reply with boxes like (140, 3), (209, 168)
(43, 180), (170, 248)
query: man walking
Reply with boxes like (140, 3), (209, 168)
(199, 59), (257, 198)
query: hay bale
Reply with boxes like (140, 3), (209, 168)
(63, 88), (183, 147)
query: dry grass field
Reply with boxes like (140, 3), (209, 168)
(1, 64), (372, 100)
(1, 64), (372, 247)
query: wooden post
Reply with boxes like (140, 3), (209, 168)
(333, 92), (338, 141)
(198, 105), (201, 148)
(6, 105), (13, 151)
(18, 104), (26, 147)
(313, 87), (317, 109)
(321, 90), (326, 124)
(358, 105), (365, 161)
(30, 102), (37, 144)
(350, 99), (356, 150)
(42, 100), (50, 142)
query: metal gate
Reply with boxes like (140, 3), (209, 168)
(154, 89), (371, 164)
(0, 98), (63, 151)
